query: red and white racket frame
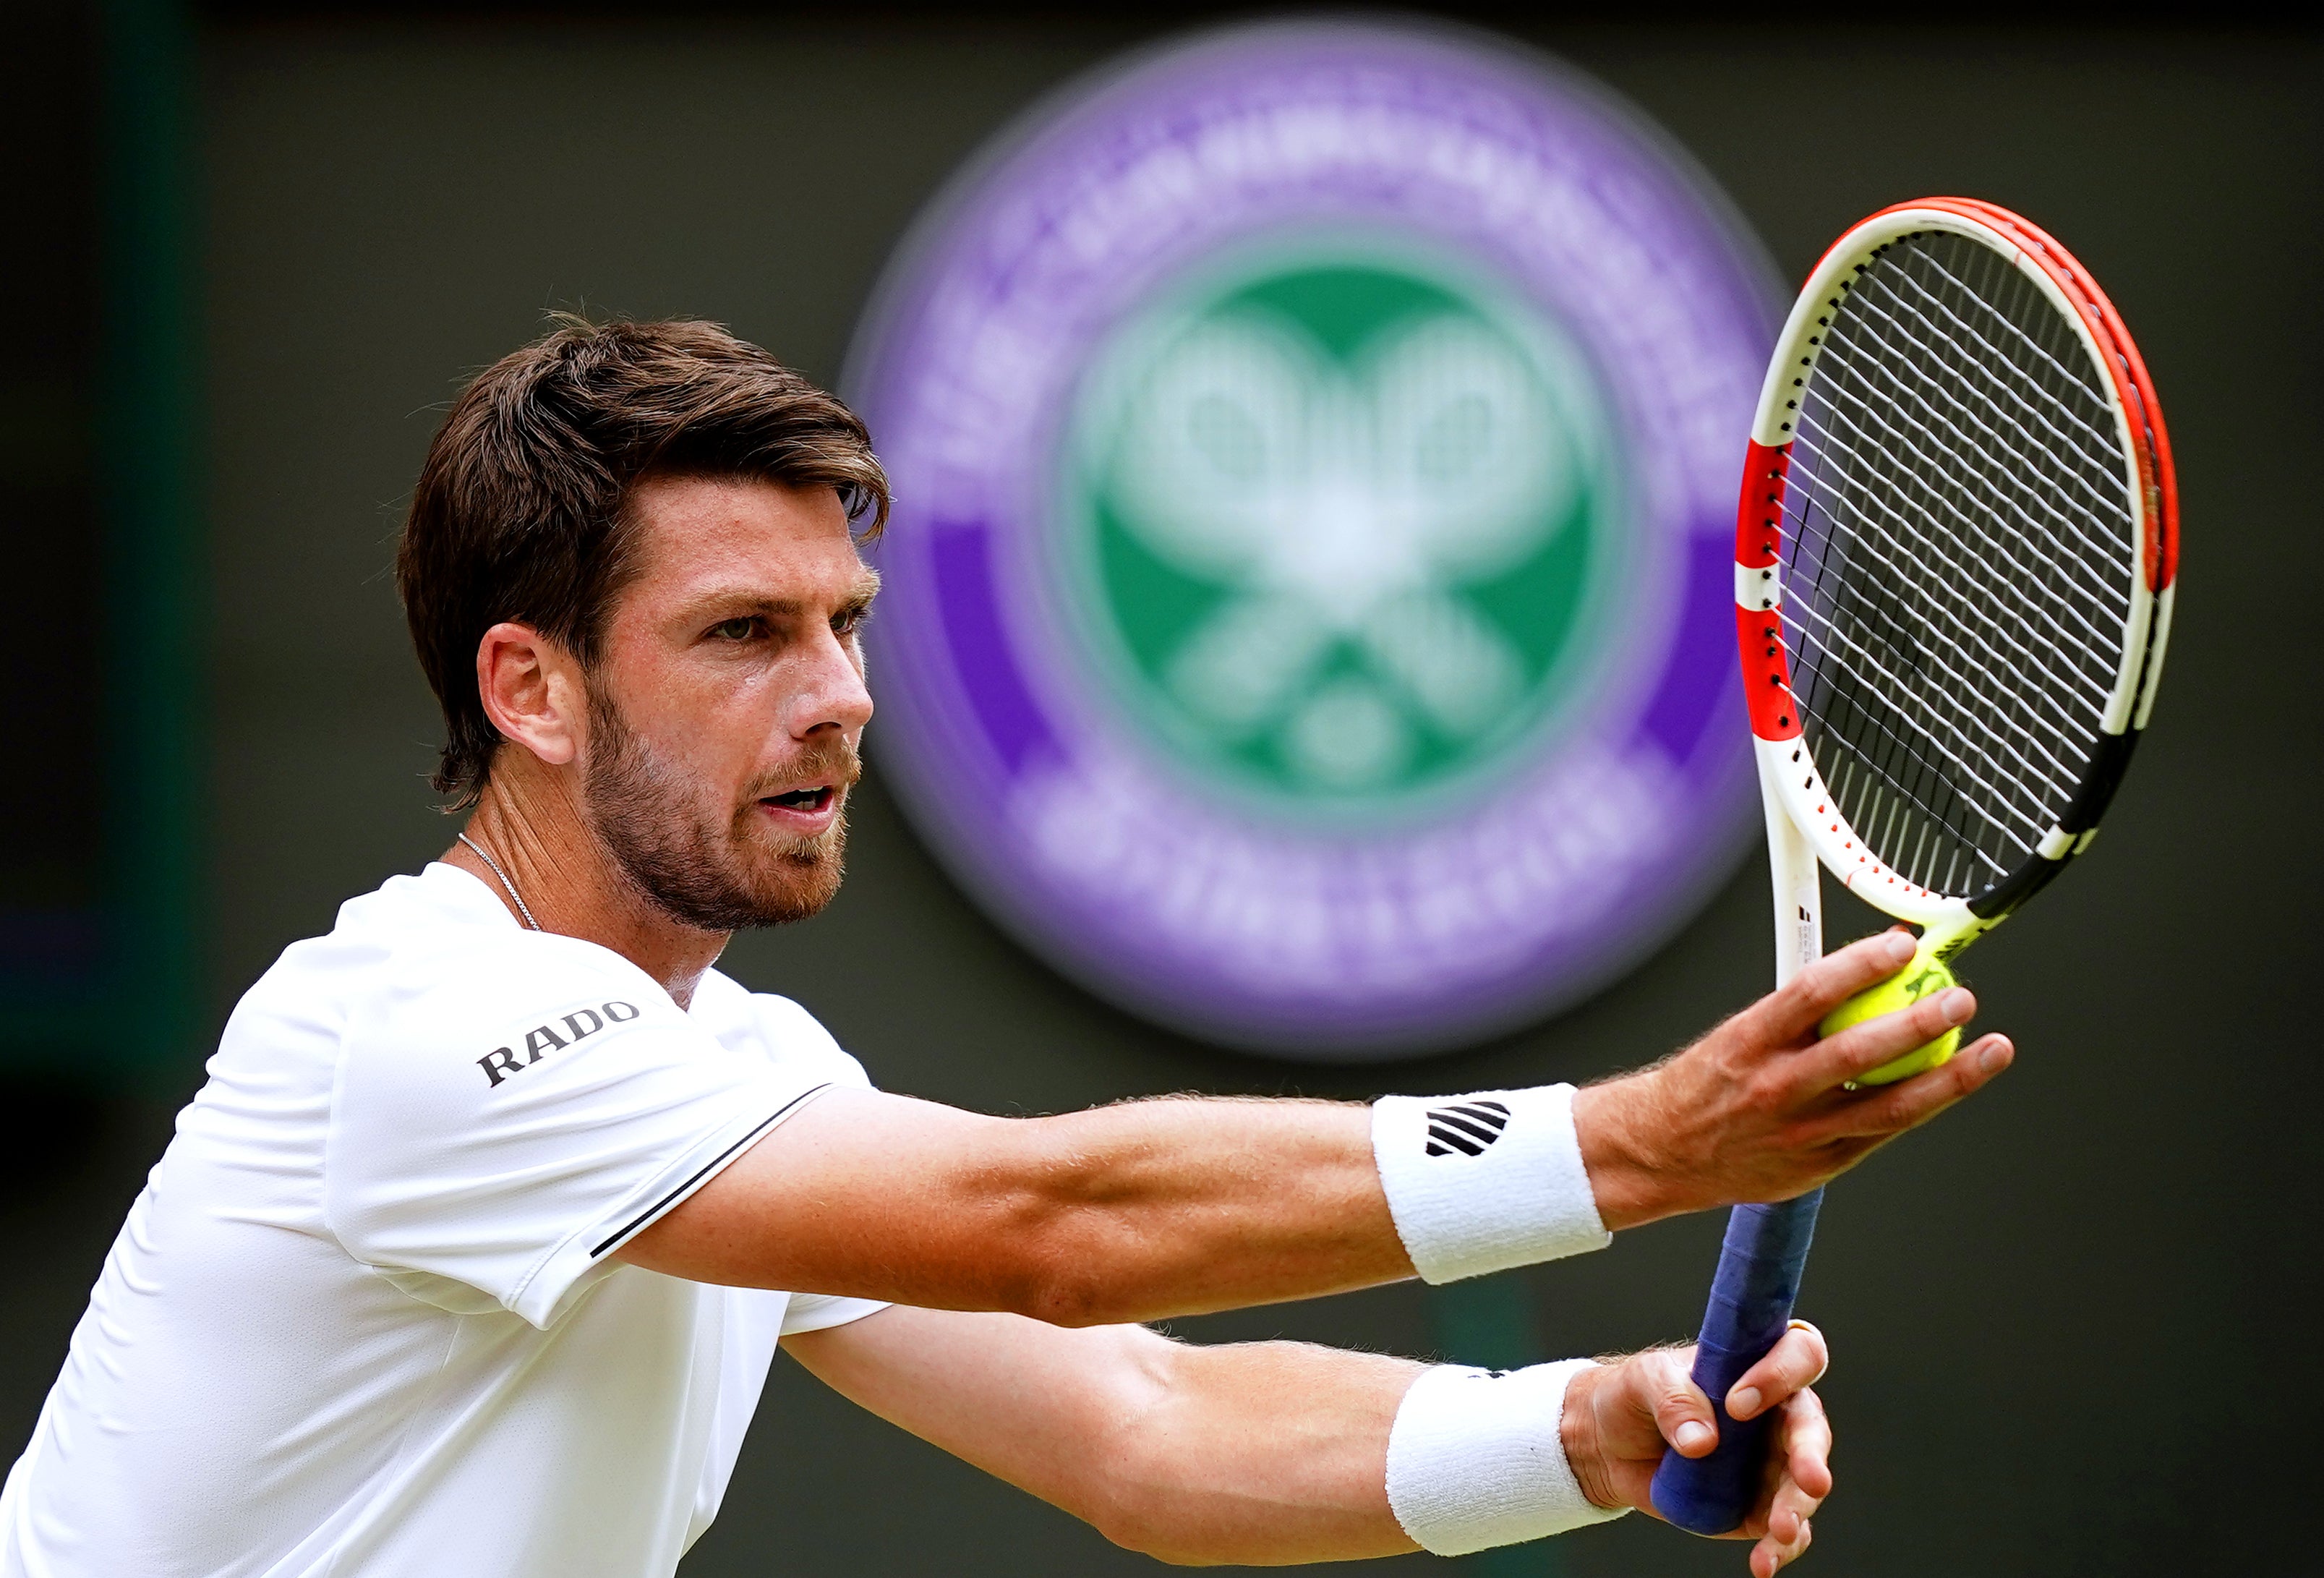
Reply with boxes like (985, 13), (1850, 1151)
(1654, 198), (2180, 1534)
(1735, 198), (2179, 975)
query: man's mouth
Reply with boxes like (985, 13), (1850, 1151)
(763, 786), (835, 814)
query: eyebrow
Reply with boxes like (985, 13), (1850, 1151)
(688, 568), (882, 622)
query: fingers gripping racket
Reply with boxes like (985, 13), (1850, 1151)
(1649, 198), (2179, 1535)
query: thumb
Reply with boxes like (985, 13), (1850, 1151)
(1653, 1365), (1719, 1459)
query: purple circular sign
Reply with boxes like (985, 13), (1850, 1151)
(847, 20), (1778, 1059)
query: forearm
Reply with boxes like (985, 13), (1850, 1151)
(995, 1095), (1411, 1323)
(1098, 1334), (1424, 1564)
(787, 1306), (1422, 1566)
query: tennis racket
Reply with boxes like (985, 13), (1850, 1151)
(1648, 197), (2179, 1535)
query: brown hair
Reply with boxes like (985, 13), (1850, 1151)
(397, 316), (889, 809)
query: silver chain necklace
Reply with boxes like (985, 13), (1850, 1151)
(457, 833), (542, 931)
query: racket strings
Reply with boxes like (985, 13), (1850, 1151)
(1782, 440), (2107, 769)
(1879, 250), (2129, 510)
(1821, 242), (2129, 648)
(1775, 519), (2039, 887)
(1792, 242), (2124, 881)
(1785, 244), (2119, 780)
(1825, 294), (2130, 644)
(1785, 414), (2101, 838)
(1780, 433), (2106, 798)
(1790, 400), (2121, 681)
(1785, 479), (2101, 877)
(1837, 265), (2132, 636)
(1780, 230), (2138, 898)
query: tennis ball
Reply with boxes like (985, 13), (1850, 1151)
(1819, 952), (1960, 1086)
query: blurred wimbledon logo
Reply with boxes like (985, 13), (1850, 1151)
(1067, 260), (1616, 805)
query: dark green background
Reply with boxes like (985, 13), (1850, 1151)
(3, 12), (2315, 1577)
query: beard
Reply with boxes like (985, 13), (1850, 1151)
(581, 690), (857, 932)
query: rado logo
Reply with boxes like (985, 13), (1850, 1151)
(477, 1001), (641, 1087)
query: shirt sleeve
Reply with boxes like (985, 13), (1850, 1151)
(325, 932), (834, 1328)
(714, 980), (894, 1338)
(779, 1292), (892, 1336)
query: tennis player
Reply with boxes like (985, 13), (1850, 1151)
(0, 320), (2012, 1578)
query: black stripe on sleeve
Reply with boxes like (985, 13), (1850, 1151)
(589, 1083), (833, 1259)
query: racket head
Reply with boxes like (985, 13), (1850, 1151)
(1734, 199), (2177, 944)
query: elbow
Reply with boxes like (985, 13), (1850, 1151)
(984, 1159), (1146, 1326)
(974, 1109), (1197, 1327)
(1088, 1469), (1270, 1568)
(999, 1235), (1127, 1328)
(1092, 1485), (1352, 1568)
(1095, 1516), (1229, 1567)
(1069, 1337), (1255, 1567)
(1082, 1454), (1230, 1566)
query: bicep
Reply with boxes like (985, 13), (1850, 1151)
(615, 1087), (1041, 1306)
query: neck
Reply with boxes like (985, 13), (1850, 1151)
(443, 758), (728, 1009)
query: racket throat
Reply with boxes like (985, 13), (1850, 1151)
(1918, 913), (1990, 965)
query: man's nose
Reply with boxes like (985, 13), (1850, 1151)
(788, 631), (874, 740)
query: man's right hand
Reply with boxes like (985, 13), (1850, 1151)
(1572, 929), (2015, 1230)
(1562, 1326), (1834, 1577)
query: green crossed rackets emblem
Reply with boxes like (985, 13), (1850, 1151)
(1066, 260), (1622, 808)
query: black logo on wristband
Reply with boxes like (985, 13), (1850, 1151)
(1423, 1100), (1510, 1157)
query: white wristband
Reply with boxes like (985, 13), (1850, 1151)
(1371, 1085), (1610, 1284)
(1385, 1360), (1630, 1556)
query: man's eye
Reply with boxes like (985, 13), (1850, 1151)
(833, 607), (870, 637)
(709, 618), (758, 641)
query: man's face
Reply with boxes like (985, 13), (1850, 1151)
(578, 474), (877, 931)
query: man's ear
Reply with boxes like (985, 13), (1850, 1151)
(476, 621), (586, 768)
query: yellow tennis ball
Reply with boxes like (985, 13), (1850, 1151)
(1819, 953), (1960, 1086)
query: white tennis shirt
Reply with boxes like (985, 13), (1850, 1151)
(0, 862), (885, 1577)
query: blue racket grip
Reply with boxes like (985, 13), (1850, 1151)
(1648, 1190), (1823, 1535)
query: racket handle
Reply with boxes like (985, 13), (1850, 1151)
(1647, 1190), (1823, 1535)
